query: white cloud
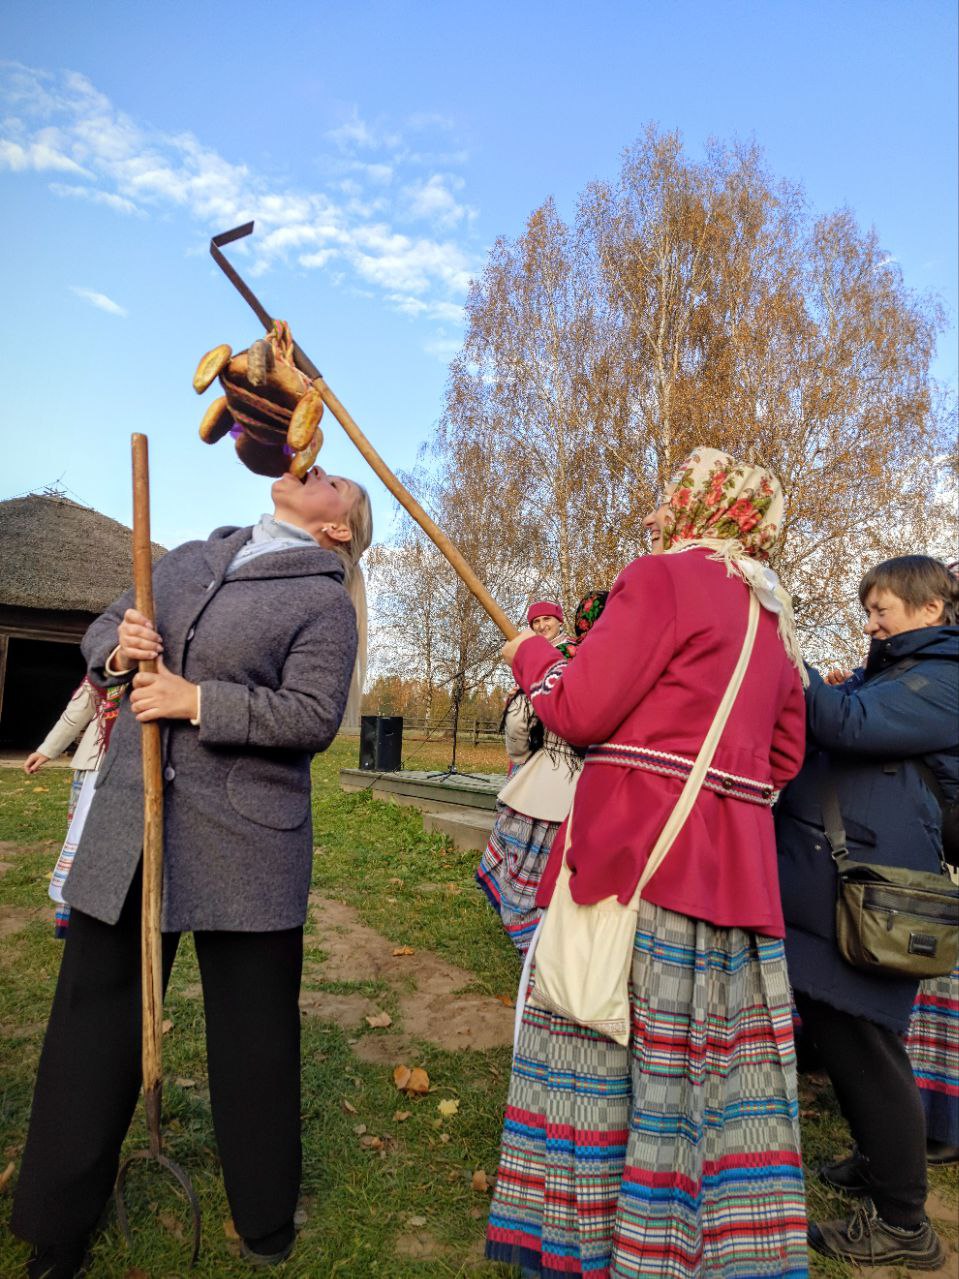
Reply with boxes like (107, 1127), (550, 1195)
(49, 182), (142, 215)
(403, 173), (475, 229)
(387, 293), (465, 324)
(2, 65), (480, 348)
(0, 136), (89, 175)
(327, 108), (402, 152)
(70, 286), (127, 317)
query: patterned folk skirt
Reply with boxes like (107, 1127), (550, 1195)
(477, 801), (561, 956)
(486, 897), (808, 1278)
(49, 769), (97, 939)
(905, 964), (959, 1148)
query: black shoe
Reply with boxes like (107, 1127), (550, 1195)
(927, 1138), (959, 1165)
(818, 1147), (872, 1196)
(26, 1242), (89, 1279)
(809, 1201), (946, 1270)
(240, 1222), (295, 1267)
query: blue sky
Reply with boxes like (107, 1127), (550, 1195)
(1, 0), (956, 551)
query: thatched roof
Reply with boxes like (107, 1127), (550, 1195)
(0, 493), (166, 614)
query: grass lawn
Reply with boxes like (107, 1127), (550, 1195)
(0, 737), (955, 1277)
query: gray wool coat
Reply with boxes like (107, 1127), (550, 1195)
(64, 525), (358, 932)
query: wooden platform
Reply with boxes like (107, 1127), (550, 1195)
(338, 768), (504, 852)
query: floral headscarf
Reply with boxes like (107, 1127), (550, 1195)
(660, 448), (783, 560)
(658, 447), (806, 682)
(574, 590), (610, 642)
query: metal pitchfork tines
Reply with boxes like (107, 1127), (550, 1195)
(113, 434), (201, 1266)
(210, 222), (518, 641)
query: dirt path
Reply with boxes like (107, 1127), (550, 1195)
(299, 892), (514, 1062)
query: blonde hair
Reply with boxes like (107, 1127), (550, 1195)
(331, 482), (373, 729)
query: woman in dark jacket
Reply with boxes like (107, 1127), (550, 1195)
(776, 555), (959, 1271)
(12, 467), (372, 1279)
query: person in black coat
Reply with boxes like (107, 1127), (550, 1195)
(776, 555), (959, 1270)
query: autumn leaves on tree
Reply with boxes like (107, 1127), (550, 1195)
(366, 126), (955, 712)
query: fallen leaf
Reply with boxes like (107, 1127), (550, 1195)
(365, 1010), (392, 1029)
(360, 1134), (384, 1150)
(407, 1067), (430, 1094)
(341, 1098), (358, 1115)
(394, 1063), (429, 1094)
(439, 1132), (450, 1144)
(393, 1110), (412, 1122)
(471, 1169), (490, 1193)
(0, 1160), (14, 1192)
(353, 1123), (368, 1136)
(393, 1065), (412, 1091)
(407, 1215), (427, 1228)
(174, 1077), (196, 1088)
(388, 877), (404, 885)
(437, 1098), (460, 1118)
(161, 1018), (173, 1035)
(224, 1217), (240, 1240)
(293, 1206), (309, 1227)
(392, 945), (415, 956)
(159, 1209), (185, 1239)
(32, 786), (48, 793)
(497, 994), (514, 1007)
(469, 1206), (483, 1220)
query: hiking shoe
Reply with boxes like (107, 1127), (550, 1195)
(818, 1147), (872, 1196)
(927, 1138), (959, 1165)
(240, 1222), (295, 1267)
(26, 1242), (89, 1279)
(809, 1201), (945, 1270)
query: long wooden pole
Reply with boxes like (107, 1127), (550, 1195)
(131, 433), (165, 1156)
(314, 377), (519, 641)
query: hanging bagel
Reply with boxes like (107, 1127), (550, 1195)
(194, 321), (324, 478)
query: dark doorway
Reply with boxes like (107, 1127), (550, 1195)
(0, 637), (88, 750)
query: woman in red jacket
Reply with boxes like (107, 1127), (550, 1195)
(485, 448), (809, 1279)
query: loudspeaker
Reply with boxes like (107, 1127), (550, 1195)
(359, 716), (378, 770)
(358, 716), (403, 771)
(374, 716), (403, 771)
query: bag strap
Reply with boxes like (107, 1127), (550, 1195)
(626, 592), (761, 907)
(817, 773), (849, 862)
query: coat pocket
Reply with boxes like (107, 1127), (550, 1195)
(226, 756), (311, 830)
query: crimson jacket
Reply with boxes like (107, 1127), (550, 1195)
(511, 548), (806, 936)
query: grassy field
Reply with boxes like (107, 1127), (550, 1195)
(0, 737), (955, 1278)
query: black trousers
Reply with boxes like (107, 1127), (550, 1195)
(795, 991), (927, 1228)
(11, 870), (303, 1249)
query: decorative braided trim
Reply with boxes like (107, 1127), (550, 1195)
(586, 742), (777, 807)
(528, 659), (569, 701)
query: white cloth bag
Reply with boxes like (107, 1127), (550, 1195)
(526, 593), (760, 1046)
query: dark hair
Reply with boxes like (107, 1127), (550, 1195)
(858, 556), (959, 625)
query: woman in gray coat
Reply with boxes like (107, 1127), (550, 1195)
(12, 467), (372, 1279)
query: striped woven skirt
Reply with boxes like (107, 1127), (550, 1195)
(49, 769), (96, 939)
(486, 897), (808, 1277)
(905, 964), (959, 1148)
(477, 801), (560, 956)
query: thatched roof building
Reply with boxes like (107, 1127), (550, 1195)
(0, 492), (165, 750)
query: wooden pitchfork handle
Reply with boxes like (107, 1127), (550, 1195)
(210, 223), (518, 642)
(114, 434), (201, 1265)
(131, 433), (165, 1151)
